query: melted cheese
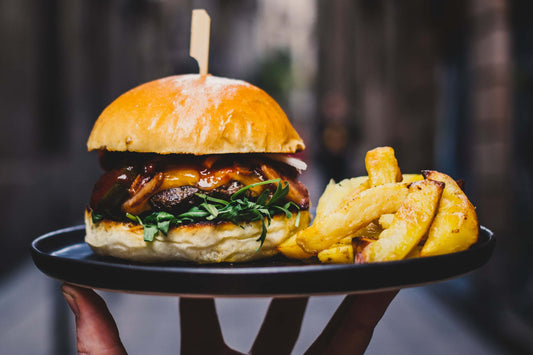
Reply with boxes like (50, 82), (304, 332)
(160, 168), (200, 191)
(160, 166), (263, 193)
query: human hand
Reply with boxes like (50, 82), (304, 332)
(61, 283), (396, 355)
(61, 284), (127, 355)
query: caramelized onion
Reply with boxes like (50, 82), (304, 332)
(122, 172), (164, 215)
(264, 154), (307, 171)
(260, 164), (309, 209)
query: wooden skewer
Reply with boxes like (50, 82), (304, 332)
(190, 9), (211, 76)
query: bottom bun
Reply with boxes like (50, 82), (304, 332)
(85, 210), (311, 263)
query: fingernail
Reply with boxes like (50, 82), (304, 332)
(62, 290), (80, 317)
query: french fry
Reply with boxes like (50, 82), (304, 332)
(374, 175), (423, 230)
(375, 176), (423, 231)
(279, 221), (380, 260)
(316, 173), (420, 222)
(420, 171), (479, 256)
(402, 174), (424, 183)
(315, 177), (368, 220)
(318, 242), (354, 264)
(338, 236), (354, 244)
(357, 179), (444, 263)
(378, 214), (394, 229)
(317, 221), (384, 263)
(292, 176), (369, 260)
(277, 234), (313, 259)
(296, 146), (479, 264)
(365, 146), (402, 186)
(297, 182), (409, 254)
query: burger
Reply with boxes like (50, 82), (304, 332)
(85, 74), (311, 263)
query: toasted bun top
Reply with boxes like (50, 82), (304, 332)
(87, 74), (305, 154)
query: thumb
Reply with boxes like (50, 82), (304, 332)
(61, 284), (127, 355)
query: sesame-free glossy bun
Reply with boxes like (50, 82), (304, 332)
(85, 210), (311, 263)
(87, 74), (305, 154)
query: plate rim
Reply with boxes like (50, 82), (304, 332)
(30, 225), (495, 296)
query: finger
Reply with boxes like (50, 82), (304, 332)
(250, 297), (308, 355)
(179, 298), (241, 355)
(305, 290), (398, 355)
(61, 284), (127, 355)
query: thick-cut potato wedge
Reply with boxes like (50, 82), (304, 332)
(297, 182), (409, 254)
(420, 171), (479, 256)
(316, 174), (420, 221)
(377, 176), (423, 230)
(319, 233), (393, 264)
(318, 242), (354, 264)
(278, 222), (380, 261)
(365, 147), (402, 187)
(378, 214), (394, 229)
(357, 179), (444, 263)
(322, 223), (381, 263)
(402, 174), (424, 183)
(316, 177), (368, 220)
(277, 234), (313, 259)
(338, 236), (353, 244)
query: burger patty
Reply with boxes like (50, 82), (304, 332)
(149, 181), (245, 215)
(150, 186), (199, 214)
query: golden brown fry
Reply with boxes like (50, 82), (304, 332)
(357, 179), (444, 263)
(318, 243), (354, 264)
(277, 234), (313, 260)
(316, 223), (382, 263)
(316, 174), (420, 223)
(378, 214), (394, 229)
(281, 232), (357, 262)
(365, 146), (402, 187)
(338, 236), (354, 244)
(402, 174), (424, 183)
(420, 171), (479, 256)
(315, 177), (368, 220)
(375, 177), (423, 230)
(297, 182), (409, 254)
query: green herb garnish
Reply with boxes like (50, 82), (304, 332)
(92, 212), (105, 223)
(124, 179), (300, 247)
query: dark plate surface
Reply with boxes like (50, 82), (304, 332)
(31, 225), (494, 297)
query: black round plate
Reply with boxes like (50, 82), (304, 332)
(31, 225), (494, 297)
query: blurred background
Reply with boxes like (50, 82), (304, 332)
(1, 0), (532, 354)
